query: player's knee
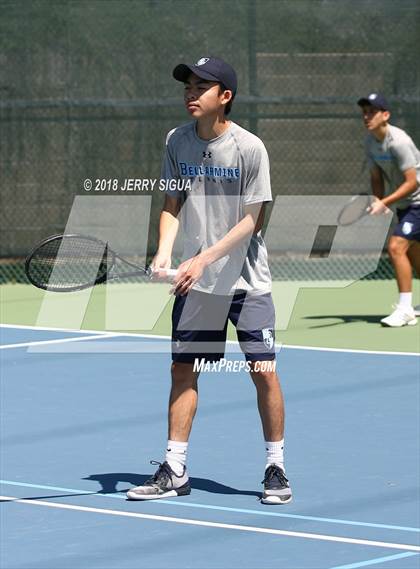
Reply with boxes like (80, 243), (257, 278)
(171, 361), (197, 385)
(387, 241), (396, 256)
(249, 362), (278, 385)
(388, 238), (408, 257)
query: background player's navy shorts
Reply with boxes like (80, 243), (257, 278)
(393, 205), (420, 241)
(172, 290), (276, 363)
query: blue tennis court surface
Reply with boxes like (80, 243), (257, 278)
(1, 324), (419, 569)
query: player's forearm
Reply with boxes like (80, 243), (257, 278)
(370, 173), (385, 199)
(200, 213), (257, 266)
(157, 210), (179, 255)
(382, 180), (419, 207)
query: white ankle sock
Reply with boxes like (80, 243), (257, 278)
(399, 293), (412, 308)
(265, 439), (284, 470)
(165, 440), (188, 475)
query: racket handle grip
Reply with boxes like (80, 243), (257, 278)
(162, 268), (177, 277)
(151, 268), (177, 279)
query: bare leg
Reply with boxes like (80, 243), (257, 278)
(126, 362), (198, 499)
(388, 236), (412, 292)
(407, 241), (420, 279)
(250, 364), (284, 441)
(168, 362), (199, 442)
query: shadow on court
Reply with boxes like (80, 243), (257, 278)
(303, 314), (387, 328)
(83, 473), (261, 498)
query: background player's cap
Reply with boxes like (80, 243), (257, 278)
(357, 93), (389, 111)
(173, 56), (237, 97)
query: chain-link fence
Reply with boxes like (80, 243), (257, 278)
(1, 0), (419, 283)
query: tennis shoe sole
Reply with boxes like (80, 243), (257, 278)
(126, 482), (191, 500)
(380, 317), (417, 327)
(261, 494), (293, 505)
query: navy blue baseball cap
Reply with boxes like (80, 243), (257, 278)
(173, 56), (237, 98)
(357, 93), (390, 111)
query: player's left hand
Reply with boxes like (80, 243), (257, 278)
(170, 255), (207, 295)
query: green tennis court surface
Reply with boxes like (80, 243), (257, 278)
(1, 280), (418, 354)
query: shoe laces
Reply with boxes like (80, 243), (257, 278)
(262, 464), (288, 485)
(146, 460), (173, 486)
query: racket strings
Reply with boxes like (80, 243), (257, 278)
(28, 237), (110, 289)
(338, 195), (371, 226)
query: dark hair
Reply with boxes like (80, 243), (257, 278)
(219, 83), (233, 115)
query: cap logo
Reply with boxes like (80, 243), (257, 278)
(195, 57), (210, 66)
(368, 93), (378, 100)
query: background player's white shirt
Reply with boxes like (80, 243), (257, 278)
(365, 124), (420, 208)
(161, 121), (272, 295)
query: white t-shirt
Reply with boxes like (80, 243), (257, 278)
(161, 121), (273, 295)
(365, 124), (420, 208)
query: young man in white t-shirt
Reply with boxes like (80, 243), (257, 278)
(358, 93), (420, 326)
(127, 57), (292, 504)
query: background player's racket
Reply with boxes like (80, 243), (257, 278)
(337, 193), (374, 226)
(25, 234), (176, 292)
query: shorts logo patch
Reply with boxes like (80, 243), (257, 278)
(196, 57), (209, 66)
(262, 328), (274, 350)
(402, 221), (413, 235)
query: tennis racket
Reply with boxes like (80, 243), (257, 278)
(337, 193), (375, 226)
(25, 234), (177, 292)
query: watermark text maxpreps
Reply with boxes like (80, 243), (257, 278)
(193, 358), (276, 373)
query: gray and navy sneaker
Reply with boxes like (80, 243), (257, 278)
(126, 461), (191, 501)
(261, 464), (292, 504)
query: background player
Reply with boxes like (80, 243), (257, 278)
(358, 93), (420, 327)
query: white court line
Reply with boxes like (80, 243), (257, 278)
(0, 323), (169, 340)
(1, 496), (419, 552)
(2, 479), (418, 533)
(0, 334), (121, 350)
(329, 551), (419, 569)
(0, 323), (418, 357)
(0, 323), (112, 334)
(281, 344), (420, 358)
(24, 340), (420, 356)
